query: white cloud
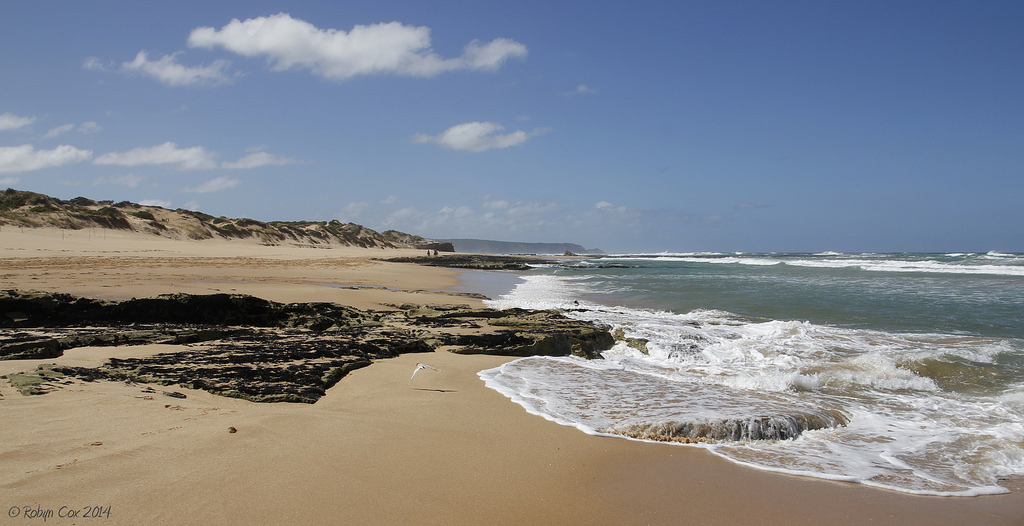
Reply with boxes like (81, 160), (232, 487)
(458, 38), (529, 71)
(380, 195), (398, 204)
(117, 51), (233, 87)
(187, 13), (527, 81)
(82, 57), (107, 71)
(0, 113), (36, 131)
(139, 199), (172, 208)
(181, 176), (239, 193)
(595, 201), (628, 213)
(94, 142), (218, 170)
(42, 124), (75, 139)
(413, 121), (547, 152)
(222, 151), (298, 169)
(0, 144), (93, 173)
(92, 173), (145, 187)
(0, 176), (21, 186)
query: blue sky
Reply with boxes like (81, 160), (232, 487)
(2, 1), (1021, 253)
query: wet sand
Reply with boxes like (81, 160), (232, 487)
(2, 228), (1022, 525)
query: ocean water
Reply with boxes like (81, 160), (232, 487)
(478, 252), (1024, 496)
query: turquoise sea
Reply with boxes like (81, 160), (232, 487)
(478, 252), (1024, 496)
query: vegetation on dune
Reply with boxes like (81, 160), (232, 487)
(128, 210), (156, 221)
(0, 188), (443, 250)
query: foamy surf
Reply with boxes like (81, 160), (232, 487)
(479, 254), (1024, 496)
(598, 252), (1024, 276)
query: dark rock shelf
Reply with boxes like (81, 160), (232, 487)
(2, 290), (616, 403)
(379, 254), (552, 271)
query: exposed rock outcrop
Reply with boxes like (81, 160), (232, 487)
(2, 291), (615, 403)
(380, 254), (549, 271)
(0, 290), (375, 330)
(396, 305), (615, 360)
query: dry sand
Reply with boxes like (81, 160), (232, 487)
(0, 227), (475, 309)
(2, 228), (1023, 525)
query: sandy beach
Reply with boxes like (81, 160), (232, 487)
(2, 228), (1023, 525)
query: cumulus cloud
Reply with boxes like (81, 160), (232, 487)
(0, 144), (93, 173)
(412, 121), (547, 152)
(87, 52), (233, 87)
(187, 13), (527, 81)
(120, 51), (234, 87)
(181, 176), (239, 193)
(0, 113), (36, 131)
(222, 151), (298, 169)
(93, 142), (218, 170)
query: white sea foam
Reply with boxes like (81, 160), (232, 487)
(480, 271), (1024, 496)
(599, 253), (1024, 276)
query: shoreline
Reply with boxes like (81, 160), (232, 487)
(2, 229), (1023, 524)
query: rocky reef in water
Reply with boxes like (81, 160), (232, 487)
(1, 290), (615, 403)
(602, 411), (851, 443)
(379, 254), (551, 271)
